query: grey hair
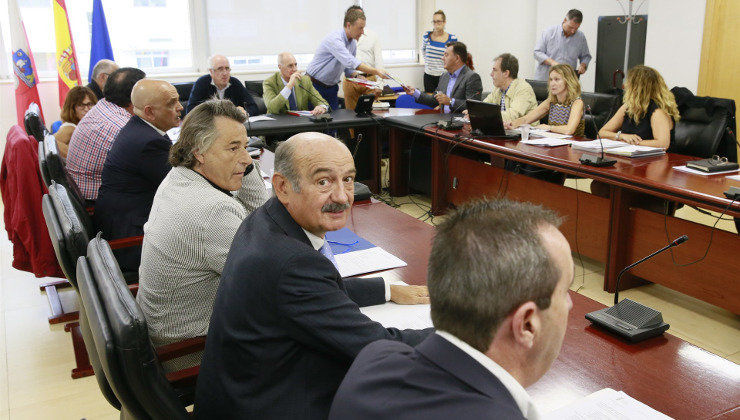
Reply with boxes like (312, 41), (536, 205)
(273, 139), (302, 192)
(169, 99), (246, 168)
(428, 199), (563, 352)
(91, 59), (117, 80)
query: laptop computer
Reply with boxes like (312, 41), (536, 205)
(466, 99), (521, 139)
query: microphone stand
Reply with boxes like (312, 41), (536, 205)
(437, 92), (478, 130)
(579, 105), (617, 167)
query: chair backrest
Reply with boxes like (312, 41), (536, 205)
(244, 80), (268, 115)
(43, 135), (91, 209)
(172, 82), (193, 119)
(24, 103), (47, 142)
(41, 182), (93, 287)
(673, 102), (733, 159)
(75, 255), (122, 411)
(581, 92), (621, 139)
(38, 138), (51, 187)
(87, 234), (189, 420)
(525, 79), (549, 103)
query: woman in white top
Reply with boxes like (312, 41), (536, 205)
(55, 86), (97, 159)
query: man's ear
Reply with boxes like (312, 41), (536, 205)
(272, 172), (291, 200)
(510, 301), (539, 350)
(193, 149), (205, 165)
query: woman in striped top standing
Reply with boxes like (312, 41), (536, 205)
(422, 10), (458, 93)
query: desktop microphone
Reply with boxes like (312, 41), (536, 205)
(586, 235), (688, 343)
(579, 105), (617, 167)
(437, 92), (479, 130)
(297, 83), (333, 122)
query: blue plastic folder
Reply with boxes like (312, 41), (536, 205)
(325, 228), (375, 254)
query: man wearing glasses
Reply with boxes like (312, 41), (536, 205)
(186, 54), (260, 116)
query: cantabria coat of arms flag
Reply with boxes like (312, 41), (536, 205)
(13, 49), (37, 89)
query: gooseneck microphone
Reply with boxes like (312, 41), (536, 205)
(297, 83), (333, 122)
(579, 105), (617, 167)
(586, 235), (689, 342)
(613, 235), (688, 305)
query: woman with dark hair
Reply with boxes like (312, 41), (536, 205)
(422, 10), (458, 93)
(55, 86), (97, 158)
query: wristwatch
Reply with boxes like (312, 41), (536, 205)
(616, 131), (622, 141)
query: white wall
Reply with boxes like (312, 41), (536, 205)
(435, 0), (537, 94)
(644, 0), (706, 93)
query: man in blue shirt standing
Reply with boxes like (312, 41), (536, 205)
(306, 7), (389, 111)
(534, 9), (592, 81)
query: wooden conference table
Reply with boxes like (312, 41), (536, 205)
(351, 200), (739, 419)
(383, 112), (740, 315)
(247, 108), (740, 314)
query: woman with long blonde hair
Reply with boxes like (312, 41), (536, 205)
(599, 65), (680, 150)
(505, 63), (585, 136)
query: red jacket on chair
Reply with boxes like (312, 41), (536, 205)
(1, 125), (63, 278)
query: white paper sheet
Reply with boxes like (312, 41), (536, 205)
(727, 174), (740, 181)
(521, 138), (574, 147)
(528, 129), (572, 139)
(673, 165), (740, 176)
(571, 139), (626, 152)
(360, 302), (433, 330)
(334, 247), (407, 278)
(248, 115), (275, 123)
(542, 388), (672, 420)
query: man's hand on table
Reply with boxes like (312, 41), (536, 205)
(390, 285), (430, 305)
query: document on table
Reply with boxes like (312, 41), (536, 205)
(571, 139), (626, 152)
(673, 165), (740, 176)
(287, 110), (313, 117)
(248, 115), (275, 123)
(528, 128), (572, 139)
(334, 247), (407, 278)
(361, 302), (433, 330)
(521, 138), (574, 147)
(542, 388), (673, 420)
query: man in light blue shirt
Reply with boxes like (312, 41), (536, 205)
(402, 42), (482, 113)
(534, 9), (592, 81)
(306, 7), (389, 111)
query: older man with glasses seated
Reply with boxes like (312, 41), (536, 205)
(186, 54), (261, 117)
(136, 99), (269, 371)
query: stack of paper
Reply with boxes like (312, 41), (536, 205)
(542, 388), (672, 419)
(287, 110), (313, 117)
(521, 138), (574, 147)
(528, 129), (572, 139)
(325, 228), (407, 278)
(606, 145), (665, 158)
(346, 77), (385, 90)
(571, 139), (626, 152)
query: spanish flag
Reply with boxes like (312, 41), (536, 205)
(53, 0), (81, 107)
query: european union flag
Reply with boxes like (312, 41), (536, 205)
(87, 0), (114, 81)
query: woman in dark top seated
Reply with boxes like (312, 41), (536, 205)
(599, 65), (680, 150)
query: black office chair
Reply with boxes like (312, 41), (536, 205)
(38, 137), (51, 187)
(244, 80), (267, 115)
(172, 82), (194, 118)
(525, 79), (549, 103)
(42, 133), (94, 211)
(82, 234), (203, 419)
(24, 102), (47, 142)
(581, 92), (621, 139)
(673, 102), (736, 160)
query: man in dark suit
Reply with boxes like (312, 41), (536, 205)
(403, 41), (482, 112)
(86, 59), (118, 100)
(329, 199), (575, 420)
(186, 54), (260, 116)
(194, 132), (432, 419)
(94, 79), (182, 271)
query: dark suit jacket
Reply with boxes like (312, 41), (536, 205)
(416, 65), (482, 111)
(186, 74), (259, 116)
(94, 116), (171, 271)
(86, 81), (103, 100)
(329, 334), (526, 420)
(194, 197), (432, 420)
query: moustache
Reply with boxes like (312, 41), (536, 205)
(322, 202), (350, 213)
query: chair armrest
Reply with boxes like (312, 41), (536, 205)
(165, 365), (200, 389)
(127, 283), (139, 296)
(108, 235), (144, 249)
(156, 336), (206, 362)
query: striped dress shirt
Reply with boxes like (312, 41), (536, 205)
(422, 32), (458, 76)
(66, 99), (132, 200)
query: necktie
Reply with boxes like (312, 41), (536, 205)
(319, 242), (339, 271)
(288, 89), (298, 110)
